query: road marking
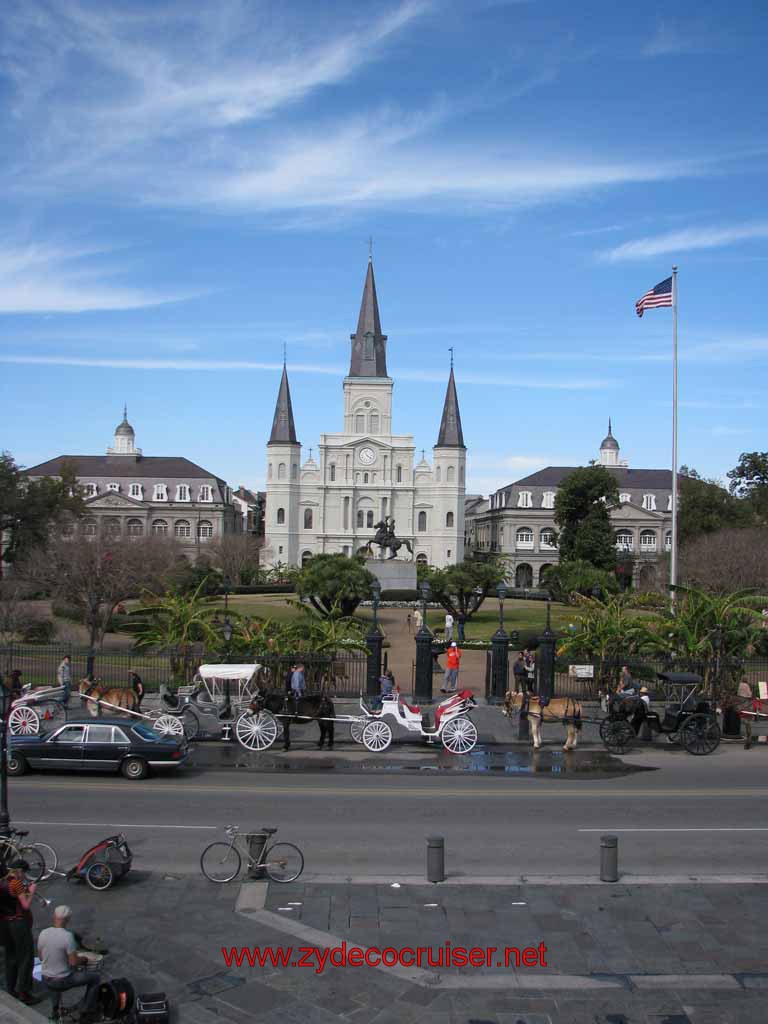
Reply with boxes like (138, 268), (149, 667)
(578, 828), (768, 833)
(15, 820), (216, 830)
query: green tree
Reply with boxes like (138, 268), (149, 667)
(542, 559), (619, 604)
(295, 554), (375, 618)
(0, 452), (84, 566)
(556, 594), (652, 689)
(553, 466), (619, 571)
(421, 559), (504, 621)
(727, 452), (768, 522)
(679, 469), (753, 544)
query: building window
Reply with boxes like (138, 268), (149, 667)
(435, 466), (442, 482)
(447, 549), (451, 559)
(199, 485), (212, 502)
(329, 464), (336, 482)
(416, 553), (428, 565)
(418, 511), (427, 532)
(268, 463), (273, 480)
(367, 510), (374, 528)
(363, 472), (369, 484)
(541, 491), (555, 509)
(301, 550), (312, 567)
(126, 518), (143, 538)
(152, 519), (168, 536)
(640, 530), (657, 552)
(446, 511), (454, 528)
(517, 491), (532, 508)
(291, 463), (298, 481)
(355, 414), (365, 432)
(666, 494), (673, 511)
(129, 483), (142, 499)
(342, 545), (350, 556)
(103, 518), (120, 538)
(343, 496), (350, 530)
(198, 520), (213, 540)
(153, 484), (167, 501)
(516, 527), (534, 550)
(396, 465), (403, 483)
(84, 483), (98, 498)
(277, 507), (285, 525)
(642, 494), (657, 511)
(447, 465), (455, 483)
(356, 510), (364, 528)
(664, 530), (672, 551)
(304, 508), (313, 530)
(279, 545), (283, 554)
(177, 485), (190, 502)
(370, 413), (379, 432)
(83, 518), (97, 537)
(499, 527), (504, 546)
(615, 529), (633, 552)
(278, 463), (286, 481)
(540, 528), (557, 549)
(619, 493), (631, 504)
(107, 482), (120, 493)
(174, 519), (191, 538)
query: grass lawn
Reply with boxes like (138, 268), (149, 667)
(424, 598), (574, 642)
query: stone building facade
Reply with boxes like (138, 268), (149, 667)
(466, 423), (673, 590)
(26, 412), (237, 555)
(262, 260), (467, 568)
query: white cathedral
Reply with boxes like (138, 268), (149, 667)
(262, 259), (467, 569)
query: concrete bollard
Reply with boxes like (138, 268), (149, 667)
(600, 834), (619, 882)
(427, 836), (445, 883)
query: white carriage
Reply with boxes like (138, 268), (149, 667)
(353, 689), (479, 754)
(161, 664), (264, 741)
(8, 684), (69, 737)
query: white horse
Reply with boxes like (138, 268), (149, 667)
(503, 692), (583, 751)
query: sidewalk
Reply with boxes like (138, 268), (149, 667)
(4, 871), (767, 1023)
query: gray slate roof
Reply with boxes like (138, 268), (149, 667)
(268, 366), (298, 445)
(27, 455), (224, 482)
(348, 260), (388, 378)
(509, 466), (673, 489)
(436, 368), (465, 448)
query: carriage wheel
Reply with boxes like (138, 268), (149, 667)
(182, 709), (200, 741)
(441, 717), (478, 754)
(8, 705), (40, 736)
(36, 701), (66, 728)
(601, 719), (635, 754)
(235, 711), (278, 751)
(680, 714), (721, 756)
(350, 717), (367, 744)
(362, 719), (392, 752)
(152, 714), (185, 738)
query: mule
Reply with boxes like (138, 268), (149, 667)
(250, 691), (335, 751)
(503, 691), (582, 750)
(78, 679), (138, 717)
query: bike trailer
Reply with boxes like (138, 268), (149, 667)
(68, 834), (132, 890)
(135, 991), (170, 1024)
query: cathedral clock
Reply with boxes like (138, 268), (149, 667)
(358, 446), (377, 466)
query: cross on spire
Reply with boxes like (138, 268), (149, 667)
(368, 236), (373, 262)
(449, 346), (454, 370)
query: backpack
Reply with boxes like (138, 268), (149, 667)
(97, 978), (135, 1018)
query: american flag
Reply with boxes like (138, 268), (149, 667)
(635, 276), (673, 317)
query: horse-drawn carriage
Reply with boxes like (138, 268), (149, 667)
(599, 671), (721, 756)
(7, 684), (70, 736)
(160, 663), (263, 740)
(349, 689), (479, 753)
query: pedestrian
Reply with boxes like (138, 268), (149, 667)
(513, 654), (528, 695)
(444, 612), (454, 642)
(441, 642), (462, 693)
(129, 671), (144, 710)
(0, 860), (36, 1004)
(290, 663), (306, 698)
(38, 905), (101, 1017)
(738, 677), (754, 749)
(413, 607), (423, 633)
(7, 671), (23, 699)
(523, 649), (535, 688)
(406, 611), (412, 634)
(56, 656), (72, 705)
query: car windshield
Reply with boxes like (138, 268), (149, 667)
(131, 723), (163, 742)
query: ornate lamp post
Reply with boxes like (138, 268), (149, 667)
(415, 580), (433, 703)
(537, 600), (556, 703)
(490, 582), (509, 703)
(366, 579), (383, 696)
(215, 616), (234, 719)
(0, 678), (11, 837)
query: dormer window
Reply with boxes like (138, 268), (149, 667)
(84, 483), (98, 498)
(153, 484), (168, 502)
(541, 491), (555, 510)
(177, 485), (190, 502)
(642, 494), (656, 511)
(666, 494), (673, 511)
(619, 493), (631, 504)
(107, 482), (119, 493)
(129, 483), (143, 500)
(199, 485), (212, 502)
(517, 491), (532, 509)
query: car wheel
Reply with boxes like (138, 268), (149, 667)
(121, 757), (148, 780)
(6, 754), (27, 776)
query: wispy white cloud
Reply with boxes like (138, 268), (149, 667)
(641, 20), (718, 58)
(0, 239), (196, 313)
(601, 222), (768, 262)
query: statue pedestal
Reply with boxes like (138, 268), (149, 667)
(366, 558), (418, 593)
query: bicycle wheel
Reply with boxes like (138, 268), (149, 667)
(263, 842), (304, 883)
(30, 842), (58, 880)
(86, 863), (113, 891)
(17, 846), (46, 883)
(200, 842), (242, 883)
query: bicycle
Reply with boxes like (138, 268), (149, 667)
(0, 829), (58, 882)
(200, 825), (304, 884)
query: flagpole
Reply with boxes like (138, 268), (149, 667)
(670, 265), (678, 611)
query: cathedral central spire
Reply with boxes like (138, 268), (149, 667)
(349, 260), (388, 377)
(268, 365), (298, 445)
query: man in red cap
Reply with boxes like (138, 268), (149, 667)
(441, 642), (462, 693)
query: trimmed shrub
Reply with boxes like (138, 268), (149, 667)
(19, 618), (56, 644)
(380, 589), (420, 602)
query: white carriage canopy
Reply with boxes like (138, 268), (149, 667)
(197, 664), (261, 681)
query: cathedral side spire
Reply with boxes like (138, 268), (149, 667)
(268, 365), (298, 445)
(436, 367), (465, 448)
(349, 260), (388, 377)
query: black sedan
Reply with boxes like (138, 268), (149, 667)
(7, 717), (189, 780)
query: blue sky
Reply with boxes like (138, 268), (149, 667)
(0, 0), (765, 497)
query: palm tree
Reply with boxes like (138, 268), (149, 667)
(134, 580), (223, 681)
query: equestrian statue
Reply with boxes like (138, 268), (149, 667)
(357, 516), (413, 560)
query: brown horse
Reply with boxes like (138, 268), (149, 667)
(503, 691), (583, 750)
(78, 679), (138, 717)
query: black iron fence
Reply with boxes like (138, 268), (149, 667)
(254, 652), (368, 698)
